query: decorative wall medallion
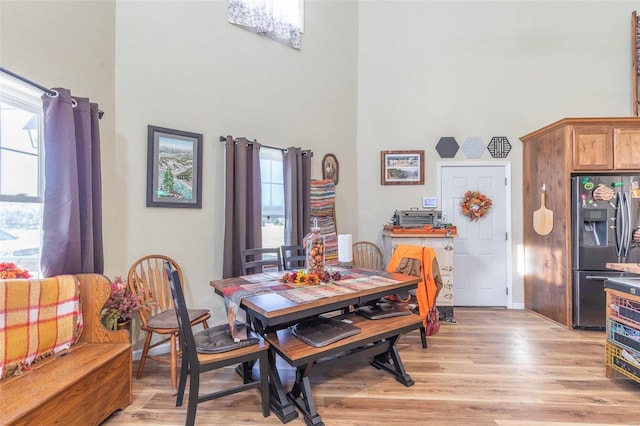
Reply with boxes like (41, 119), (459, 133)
(461, 136), (485, 158)
(322, 153), (339, 185)
(487, 136), (512, 158)
(436, 137), (459, 158)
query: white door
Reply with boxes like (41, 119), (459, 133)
(439, 163), (510, 307)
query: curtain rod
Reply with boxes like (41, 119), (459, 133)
(219, 135), (312, 156)
(0, 67), (104, 119)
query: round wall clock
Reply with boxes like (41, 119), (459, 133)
(322, 153), (339, 185)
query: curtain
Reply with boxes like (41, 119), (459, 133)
(223, 136), (262, 278)
(283, 147), (311, 246)
(40, 88), (103, 277)
(227, 0), (302, 49)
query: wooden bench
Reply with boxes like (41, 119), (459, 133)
(0, 274), (132, 425)
(265, 312), (422, 425)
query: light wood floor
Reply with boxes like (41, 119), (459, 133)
(104, 308), (640, 425)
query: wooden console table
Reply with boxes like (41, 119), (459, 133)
(210, 269), (422, 425)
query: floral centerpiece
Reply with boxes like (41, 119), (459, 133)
(0, 262), (31, 279)
(280, 269), (342, 286)
(102, 276), (149, 331)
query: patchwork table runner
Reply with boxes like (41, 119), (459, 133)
(223, 269), (400, 340)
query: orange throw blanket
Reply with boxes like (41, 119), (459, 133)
(1, 275), (83, 379)
(386, 244), (443, 327)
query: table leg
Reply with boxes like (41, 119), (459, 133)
(287, 363), (324, 426)
(370, 335), (414, 386)
(267, 349), (299, 423)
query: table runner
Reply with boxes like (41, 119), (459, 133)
(222, 269), (400, 340)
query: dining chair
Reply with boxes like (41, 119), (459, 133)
(281, 244), (306, 270)
(240, 247), (283, 275)
(164, 262), (270, 425)
(352, 241), (384, 270)
(127, 254), (211, 395)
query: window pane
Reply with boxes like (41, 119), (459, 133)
(260, 147), (284, 248)
(271, 160), (283, 184)
(0, 106), (38, 153)
(0, 94), (42, 199)
(1, 149), (38, 195)
(0, 201), (42, 277)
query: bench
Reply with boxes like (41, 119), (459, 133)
(0, 273), (132, 425)
(265, 312), (422, 425)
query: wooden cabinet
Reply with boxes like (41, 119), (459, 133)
(521, 117), (640, 327)
(572, 124), (640, 171)
(614, 128), (640, 169)
(381, 231), (456, 320)
(572, 126), (613, 170)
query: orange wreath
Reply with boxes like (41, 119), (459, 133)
(461, 190), (492, 221)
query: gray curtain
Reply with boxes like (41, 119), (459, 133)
(283, 147), (311, 246)
(40, 88), (104, 277)
(223, 136), (262, 278)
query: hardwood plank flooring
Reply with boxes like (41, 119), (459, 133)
(104, 308), (640, 425)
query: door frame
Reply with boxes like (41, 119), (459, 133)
(436, 161), (516, 309)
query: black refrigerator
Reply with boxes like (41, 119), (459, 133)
(572, 174), (640, 329)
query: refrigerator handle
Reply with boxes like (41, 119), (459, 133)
(615, 192), (623, 257)
(623, 192), (632, 258)
(585, 275), (617, 281)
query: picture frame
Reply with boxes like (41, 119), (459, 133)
(146, 125), (203, 208)
(322, 153), (339, 185)
(380, 150), (425, 185)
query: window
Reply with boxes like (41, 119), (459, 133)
(0, 74), (44, 277)
(228, 0), (304, 49)
(260, 147), (284, 248)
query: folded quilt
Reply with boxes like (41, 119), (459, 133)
(0, 275), (83, 379)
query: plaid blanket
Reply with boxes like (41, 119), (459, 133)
(0, 275), (83, 379)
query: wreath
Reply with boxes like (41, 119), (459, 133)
(460, 190), (492, 221)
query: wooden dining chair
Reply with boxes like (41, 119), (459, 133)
(164, 262), (270, 425)
(240, 248), (283, 275)
(281, 244), (306, 270)
(127, 254), (211, 395)
(352, 241), (384, 270)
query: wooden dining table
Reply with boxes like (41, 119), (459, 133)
(210, 268), (423, 425)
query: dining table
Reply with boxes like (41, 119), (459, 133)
(210, 267), (423, 425)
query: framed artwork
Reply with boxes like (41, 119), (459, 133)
(146, 125), (203, 208)
(322, 153), (339, 185)
(380, 150), (425, 185)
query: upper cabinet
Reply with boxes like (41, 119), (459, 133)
(572, 124), (640, 171)
(572, 126), (613, 170)
(614, 128), (640, 169)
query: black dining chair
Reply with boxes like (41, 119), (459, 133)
(164, 262), (270, 425)
(240, 247), (283, 275)
(281, 244), (306, 270)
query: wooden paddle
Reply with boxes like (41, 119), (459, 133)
(533, 190), (553, 236)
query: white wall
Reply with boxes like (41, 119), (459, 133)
(115, 0), (359, 324)
(1, 0), (638, 332)
(356, 1), (637, 304)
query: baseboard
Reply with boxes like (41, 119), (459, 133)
(132, 342), (170, 362)
(510, 302), (525, 309)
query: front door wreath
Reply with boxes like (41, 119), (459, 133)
(461, 190), (492, 221)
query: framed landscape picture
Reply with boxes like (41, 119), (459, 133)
(146, 125), (203, 208)
(380, 150), (425, 185)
